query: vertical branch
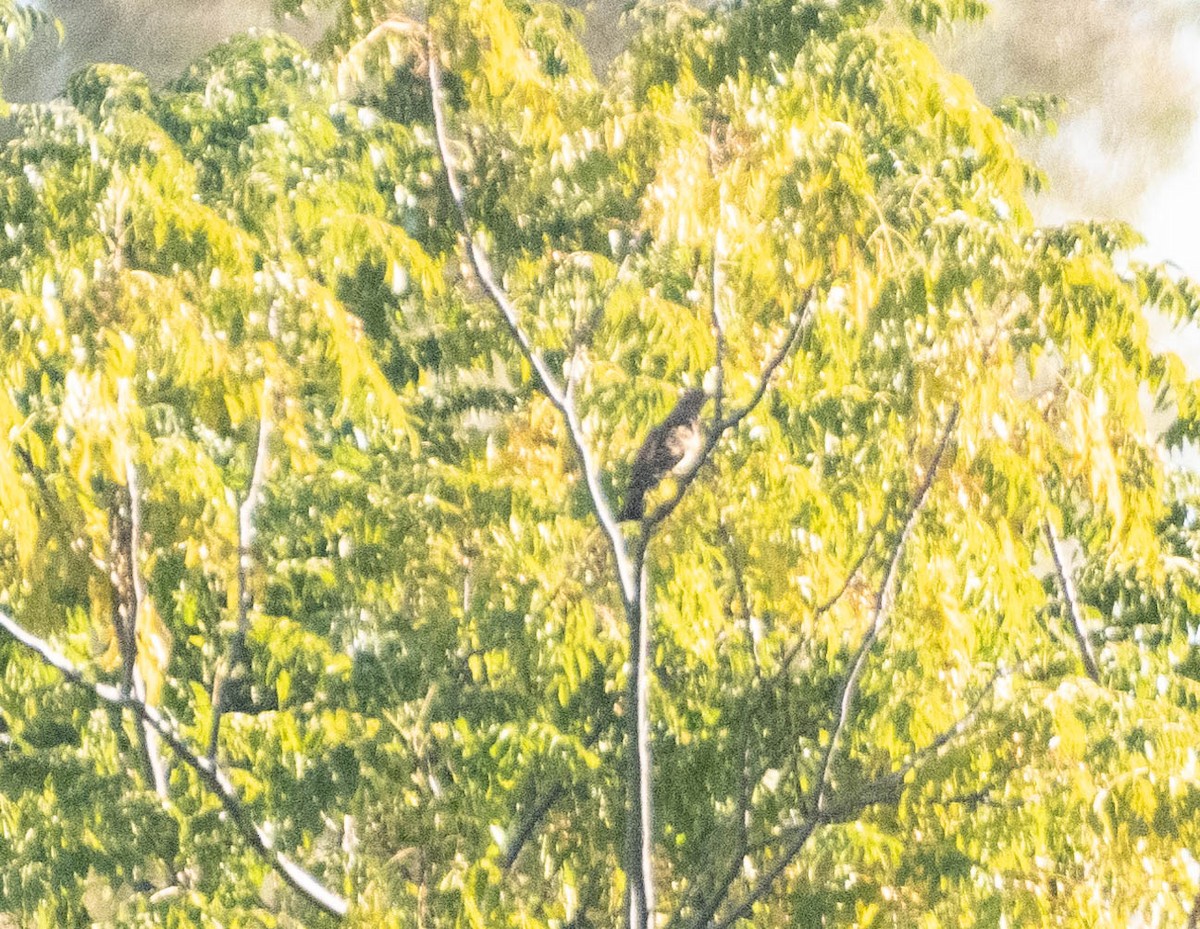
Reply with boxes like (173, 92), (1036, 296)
(1043, 519), (1101, 683)
(209, 374), (273, 757)
(624, 547), (655, 927)
(122, 460), (170, 798)
(428, 32), (809, 927)
(709, 225), (727, 424)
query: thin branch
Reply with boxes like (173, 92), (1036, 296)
(820, 666), (1002, 821)
(776, 507), (889, 673)
(500, 715), (610, 871)
(703, 403), (960, 929)
(501, 784), (565, 871)
(680, 736), (754, 929)
(709, 221), (727, 425)
(1043, 520), (1101, 683)
(643, 292), (815, 534)
(0, 610), (349, 919)
(670, 527), (761, 928)
(124, 460), (169, 798)
(811, 403), (959, 812)
(426, 28), (635, 603)
(209, 374), (273, 758)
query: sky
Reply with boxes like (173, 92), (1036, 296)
(1135, 37), (1200, 375)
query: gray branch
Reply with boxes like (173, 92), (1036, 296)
(425, 32), (653, 925)
(209, 374), (273, 758)
(1043, 519), (1101, 683)
(701, 404), (960, 929)
(123, 461), (170, 798)
(0, 610), (349, 919)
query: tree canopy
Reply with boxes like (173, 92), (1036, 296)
(1, 0), (1199, 927)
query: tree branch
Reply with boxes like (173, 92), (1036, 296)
(426, 32), (655, 924)
(821, 665), (1002, 820)
(209, 374), (273, 758)
(700, 403), (960, 929)
(499, 715), (610, 871)
(810, 403), (959, 812)
(1043, 519), (1101, 683)
(624, 547), (655, 926)
(123, 460), (170, 798)
(425, 30), (635, 602)
(709, 222), (727, 425)
(0, 610), (349, 919)
(643, 292), (815, 534)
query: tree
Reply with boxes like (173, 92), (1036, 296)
(1, 0), (1200, 927)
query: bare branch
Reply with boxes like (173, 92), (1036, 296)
(702, 404), (960, 929)
(643, 291), (815, 533)
(123, 460), (170, 797)
(425, 28), (635, 602)
(209, 374), (273, 758)
(776, 507), (889, 673)
(500, 785), (564, 871)
(823, 666), (1003, 819)
(709, 223), (727, 425)
(625, 547), (656, 926)
(0, 610), (349, 919)
(500, 715), (611, 871)
(811, 403), (959, 812)
(1043, 520), (1101, 683)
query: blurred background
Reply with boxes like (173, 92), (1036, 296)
(7, 0), (1200, 353)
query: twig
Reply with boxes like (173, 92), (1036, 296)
(776, 506), (889, 673)
(0, 610), (349, 919)
(1043, 520), (1101, 683)
(703, 404), (960, 929)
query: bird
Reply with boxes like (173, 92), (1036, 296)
(618, 388), (708, 522)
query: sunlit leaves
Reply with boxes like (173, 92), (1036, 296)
(1, 0), (1200, 926)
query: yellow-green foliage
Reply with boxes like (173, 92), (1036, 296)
(0, 0), (1198, 927)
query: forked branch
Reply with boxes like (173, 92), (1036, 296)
(0, 610), (349, 919)
(698, 404), (960, 929)
(643, 294), (815, 534)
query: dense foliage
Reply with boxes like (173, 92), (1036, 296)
(1, 0), (1199, 926)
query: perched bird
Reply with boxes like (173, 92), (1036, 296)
(618, 388), (708, 521)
